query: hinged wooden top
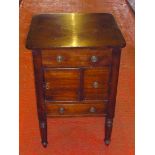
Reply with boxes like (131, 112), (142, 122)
(26, 13), (126, 49)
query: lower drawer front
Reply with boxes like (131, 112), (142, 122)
(46, 102), (107, 117)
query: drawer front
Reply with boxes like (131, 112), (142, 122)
(46, 102), (107, 117)
(42, 49), (112, 67)
(44, 68), (80, 101)
(83, 67), (110, 100)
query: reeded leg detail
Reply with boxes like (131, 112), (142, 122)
(104, 117), (113, 145)
(39, 121), (48, 148)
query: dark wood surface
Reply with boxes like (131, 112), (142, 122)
(83, 67), (110, 100)
(46, 103), (107, 117)
(44, 68), (80, 89)
(26, 13), (126, 49)
(32, 50), (48, 147)
(44, 68), (80, 101)
(84, 88), (108, 100)
(104, 48), (121, 144)
(107, 48), (121, 118)
(84, 68), (110, 89)
(42, 49), (112, 67)
(44, 67), (110, 101)
(25, 13), (126, 147)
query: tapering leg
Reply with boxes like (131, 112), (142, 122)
(32, 50), (48, 148)
(104, 48), (121, 145)
(104, 117), (113, 145)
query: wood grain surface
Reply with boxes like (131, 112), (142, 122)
(20, 0), (134, 154)
(42, 49), (112, 67)
(46, 102), (107, 117)
(44, 68), (80, 101)
(26, 13), (126, 49)
(44, 67), (110, 101)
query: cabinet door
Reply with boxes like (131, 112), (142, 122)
(44, 68), (80, 101)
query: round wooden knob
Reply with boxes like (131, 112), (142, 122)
(59, 107), (65, 114)
(89, 107), (96, 113)
(91, 55), (98, 63)
(56, 55), (63, 62)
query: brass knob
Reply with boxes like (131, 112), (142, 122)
(59, 107), (65, 114)
(56, 55), (63, 62)
(89, 107), (96, 113)
(91, 55), (98, 63)
(92, 81), (99, 88)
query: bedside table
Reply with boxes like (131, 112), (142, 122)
(26, 13), (126, 147)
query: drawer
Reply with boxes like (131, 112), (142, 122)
(46, 102), (107, 117)
(42, 49), (112, 67)
(83, 68), (110, 100)
(44, 68), (80, 101)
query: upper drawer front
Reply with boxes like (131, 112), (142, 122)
(42, 49), (112, 67)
